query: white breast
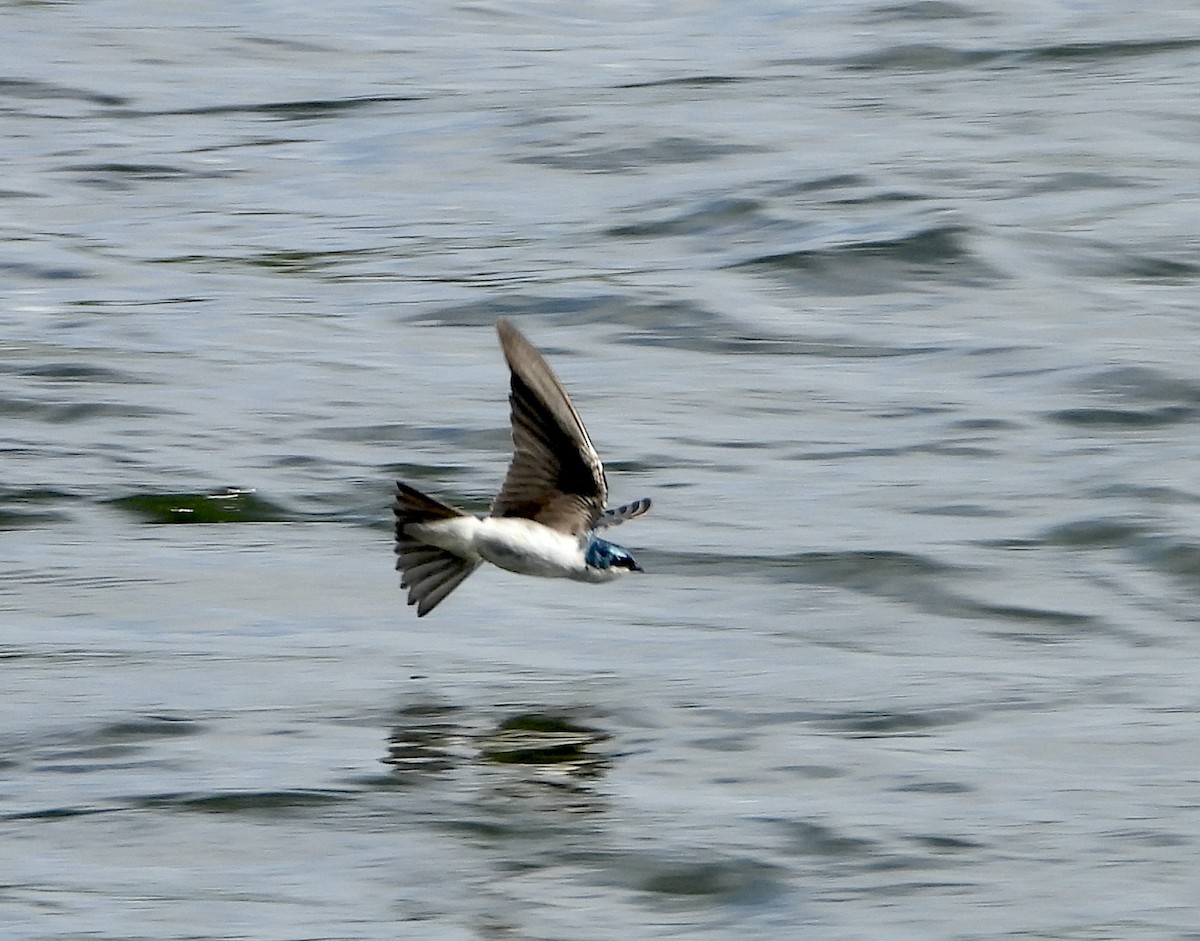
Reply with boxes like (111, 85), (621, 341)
(471, 517), (588, 579)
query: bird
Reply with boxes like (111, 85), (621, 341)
(393, 319), (652, 616)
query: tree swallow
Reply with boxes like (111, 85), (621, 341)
(393, 319), (652, 616)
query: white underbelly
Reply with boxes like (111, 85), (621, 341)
(406, 515), (485, 559)
(472, 517), (587, 579)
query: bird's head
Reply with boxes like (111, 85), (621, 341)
(585, 535), (643, 573)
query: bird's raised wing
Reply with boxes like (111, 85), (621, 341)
(490, 319), (607, 535)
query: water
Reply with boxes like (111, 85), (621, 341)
(4, 1), (1200, 938)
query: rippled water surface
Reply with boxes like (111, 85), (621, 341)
(4, 2), (1200, 938)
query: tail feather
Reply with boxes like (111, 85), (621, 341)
(405, 555), (478, 615)
(393, 482), (480, 617)
(394, 481), (469, 523)
(594, 497), (652, 530)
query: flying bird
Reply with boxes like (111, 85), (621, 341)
(393, 319), (652, 616)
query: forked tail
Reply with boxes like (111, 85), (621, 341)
(393, 482), (480, 616)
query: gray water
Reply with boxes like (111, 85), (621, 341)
(4, 1), (1200, 938)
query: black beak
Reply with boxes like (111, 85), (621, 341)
(629, 560), (644, 573)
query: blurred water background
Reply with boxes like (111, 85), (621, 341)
(4, 1), (1200, 938)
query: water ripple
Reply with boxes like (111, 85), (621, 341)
(839, 37), (1200, 72)
(730, 221), (999, 292)
(514, 136), (762, 173)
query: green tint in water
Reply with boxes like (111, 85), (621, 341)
(109, 487), (291, 523)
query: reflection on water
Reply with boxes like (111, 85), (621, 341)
(387, 706), (611, 811)
(5, 0), (1200, 937)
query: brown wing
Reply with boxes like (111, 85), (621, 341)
(489, 319), (607, 535)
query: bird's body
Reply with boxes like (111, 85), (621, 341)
(393, 319), (651, 616)
(407, 515), (622, 583)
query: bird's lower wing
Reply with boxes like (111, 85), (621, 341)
(593, 497), (652, 529)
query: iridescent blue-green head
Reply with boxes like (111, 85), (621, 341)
(585, 535), (643, 573)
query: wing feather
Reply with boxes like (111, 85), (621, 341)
(594, 497), (652, 529)
(490, 320), (607, 535)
